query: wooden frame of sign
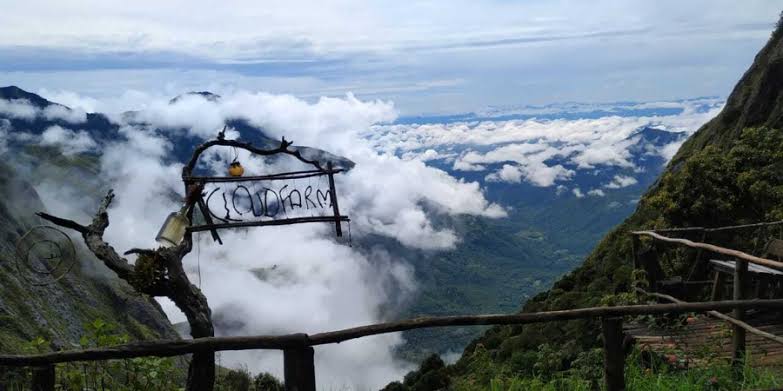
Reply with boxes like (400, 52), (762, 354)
(181, 134), (349, 245)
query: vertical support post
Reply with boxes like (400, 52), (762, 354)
(602, 317), (626, 391)
(732, 258), (748, 368)
(631, 235), (640, 269)
(686, 231), (708, 282)
(711, 272), (725, 301)
(31, 365), (55, 391)
(284, 347), (316, 391)
(326, 162), (342, 237)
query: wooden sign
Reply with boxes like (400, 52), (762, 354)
(182, 136), (349, 244)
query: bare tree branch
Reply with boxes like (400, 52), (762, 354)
(36, 213), (88, 234)
(38, 190), (134, 282)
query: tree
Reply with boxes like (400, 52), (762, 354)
(37, 187), (215, 391)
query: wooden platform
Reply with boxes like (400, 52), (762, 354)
(625, 310), (783, 367)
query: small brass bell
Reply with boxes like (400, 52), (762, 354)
(228, 161), (245, 177)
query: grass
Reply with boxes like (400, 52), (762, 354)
(486, 348), (783, 391)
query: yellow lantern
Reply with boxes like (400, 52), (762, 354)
(228, 161), (245, 177)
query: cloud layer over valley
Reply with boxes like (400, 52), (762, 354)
(0, 89), (506, 389)
(0, 89), (722, 388)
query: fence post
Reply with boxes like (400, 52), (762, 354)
(732, 259), (748, 367)
(284, 347), (316, 391)
(602, 317), (626, 391)
(31, 365), (55, 391)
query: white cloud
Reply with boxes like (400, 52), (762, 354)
(587, 189), (606, 197)
(37, 88), (100, 113)
(0, 98), (86, 123)
(659, 139), (686, 162)
(485, 164), (523, 184)
(572, 188), (584, 198)
(369, 98), (720, 187)
(42, 104), (88, 123)
(0, 119), (9, 154)
(0, 99), (38, 120)
(485, 162), (573, 187)
(452, 160), (485, 171)
(605, 175), (638, 189)
(39, 125), (97, 155)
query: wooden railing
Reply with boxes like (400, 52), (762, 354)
(631, 227), (783, 370)
(4, 299), (783, 391)
(6, 225), (783, 391)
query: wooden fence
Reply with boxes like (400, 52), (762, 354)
(632, 227), (783, 369)
(4, 299), (783, 391)
(6, 225), (783, 391)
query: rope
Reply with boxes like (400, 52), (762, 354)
(196, 231), (202, 289)
(348, 220), (353, 247)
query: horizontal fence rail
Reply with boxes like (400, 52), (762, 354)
(631, 230), (783, 270)
(636, 288), (783, 345)
(3, 299), (783, 366)
(644, 220), (783, 234)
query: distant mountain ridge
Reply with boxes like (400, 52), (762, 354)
(0, 86), (353, 170)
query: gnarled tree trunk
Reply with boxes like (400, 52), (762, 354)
(39, 189), (215, 391)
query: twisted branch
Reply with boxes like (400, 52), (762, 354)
(37, 190), (134, 280)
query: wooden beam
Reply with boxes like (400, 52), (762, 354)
(326, 162), (342, 237)
(636, 289), (783, 345)
(184, 169), (342, 183)
(284, 347), (316, 391)
(733, 259), (748, 367)
(631, 231), (783, 271)
(4, 300), (783, 366)
(601, 317), (625, 391)
(187, 216), (350, 233)
(711, 272), (725, 301)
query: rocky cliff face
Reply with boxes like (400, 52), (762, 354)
(0, 161), (178, 351)
(672, 18), (783, 162)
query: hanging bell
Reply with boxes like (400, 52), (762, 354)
(228, 161), (245, 177)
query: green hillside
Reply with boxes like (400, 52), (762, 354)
(386, 12), (783, 391)
(0, 160), (178, 352)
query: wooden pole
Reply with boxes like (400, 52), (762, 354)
(732, 259), (748, 367)
(31, 365), (54, 391)
(638, 288), (783, 345)
(326, 162), (343, 237)
(631, 231), (783, 271)
(602, 317), (625, 391)
(711, 272), (725, 301)
(686, 231), (709, 282)
(284, 347), (316, 391)
(631, 235), (640, 269)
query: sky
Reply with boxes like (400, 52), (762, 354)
(0, 1), (780, 114)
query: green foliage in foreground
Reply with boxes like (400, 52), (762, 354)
(0, 319), (283, 391)
(482, 348), (781, 391)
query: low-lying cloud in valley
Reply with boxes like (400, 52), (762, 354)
(371, 98), (721, 194)
(0, 90), (722, 388)
(0, 90), (507, 389)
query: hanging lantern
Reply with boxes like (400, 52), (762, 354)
(155, 205), (190, 247)
(228, 146), (244, 177)
(228, 161), (244, 177)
